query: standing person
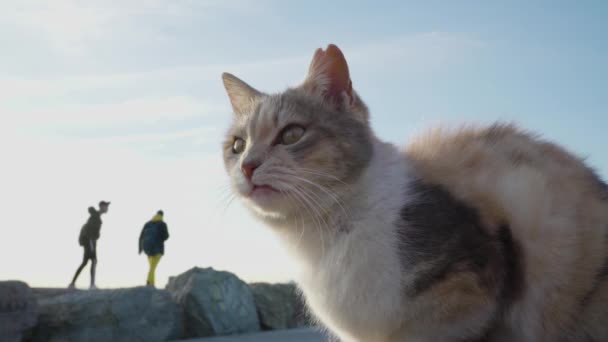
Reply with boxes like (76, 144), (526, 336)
(139, 210), (169, 287)
(69, 201), (110, 289)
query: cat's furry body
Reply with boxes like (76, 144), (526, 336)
(221, 45), (608, 341)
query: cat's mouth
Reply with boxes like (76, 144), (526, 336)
(248, 184), (279, 198)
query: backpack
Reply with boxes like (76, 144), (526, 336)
(141, 221), (167, 255)
(142, 223), (157, 248)
(78, 224), (88, 246)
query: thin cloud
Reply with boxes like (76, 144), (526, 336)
(3, 96), (222, 127)
(76, 126), (220, 145)
(0, 57), (303, 102)
(1, 0), (272, 56)
(0, 31), (482, 101)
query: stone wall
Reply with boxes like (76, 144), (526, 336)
(1, 267), (310, 341)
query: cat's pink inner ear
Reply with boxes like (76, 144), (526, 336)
(306, 44), (353, 102)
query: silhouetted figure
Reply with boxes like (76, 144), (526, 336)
(139, 210), (169, 287)
(69, 201), (110, 289)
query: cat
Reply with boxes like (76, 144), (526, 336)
(221, 44), (608, 341)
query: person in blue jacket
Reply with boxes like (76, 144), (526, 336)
(138, 210), (169, 287)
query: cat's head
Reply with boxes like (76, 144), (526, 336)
(222, 44), (373, 220)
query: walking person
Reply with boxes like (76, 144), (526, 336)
(69, 201), (110, 289)
(139, 210), (169, 287)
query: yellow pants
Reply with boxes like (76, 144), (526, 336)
(147, 254), (162, 286)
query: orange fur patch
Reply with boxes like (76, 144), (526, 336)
(404, 123), (608, 339)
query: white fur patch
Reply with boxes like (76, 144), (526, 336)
(271, 139), (417, 341)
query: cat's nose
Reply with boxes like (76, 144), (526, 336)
(241, 162), (259, 181)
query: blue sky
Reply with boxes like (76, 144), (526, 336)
(0, 1), (606, 288)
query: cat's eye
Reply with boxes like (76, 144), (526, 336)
(232, 138), (246, 154)
(280, 125), (305, 145)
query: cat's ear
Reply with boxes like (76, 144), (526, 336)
(302, 44), (354, 108)
(222, 72), (262, 116)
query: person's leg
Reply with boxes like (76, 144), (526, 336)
(146, 254), (162, 287)
(89, 240), (97, 289)
(69, 246), (90, 287)
(90, 258), (97, 288)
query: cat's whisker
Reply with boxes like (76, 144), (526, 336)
(287, 185), (326, 255)
(281, 181), (322, 227)
(213, 189), (237, 217)
(270, 171), (337, 230)
(216, 185), (236, 203)
(218, 192), (234, 206)
(215, 186), (237, 213)
(288, 174), (352, 221)
(282, 190), (307, 250)
(275, 167), (346, 200)
(295, 167), (349, 186)
(215, 192), (232, 209)
(295, 184), (335, 219)
(282, 177), (332, 218)
(302, 179), (350, 218)
(291, 183), (331, 258)
(222, 194), (237, 215)
(216, 184), (234, 199)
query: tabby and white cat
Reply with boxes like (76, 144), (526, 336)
(221, 44), (608, 341)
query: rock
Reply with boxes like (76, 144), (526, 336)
(0, 281), (38, 342)
(32, 287), (83, 301)
(166, 267), (260, 338)
(250, 282), (310, 330)
(29, 287), (182, 342)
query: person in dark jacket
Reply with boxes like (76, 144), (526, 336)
(69, 201), (110, 289)
(139, 210), (169, 287)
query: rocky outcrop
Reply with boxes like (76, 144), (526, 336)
(29, 287), (182, 342)
(15, 268), (312, 341)
(166, 267), (260, 338)
(32, 288), (81, 301)
(250, 282), (310, 330)
(0, 281), (38, 342)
